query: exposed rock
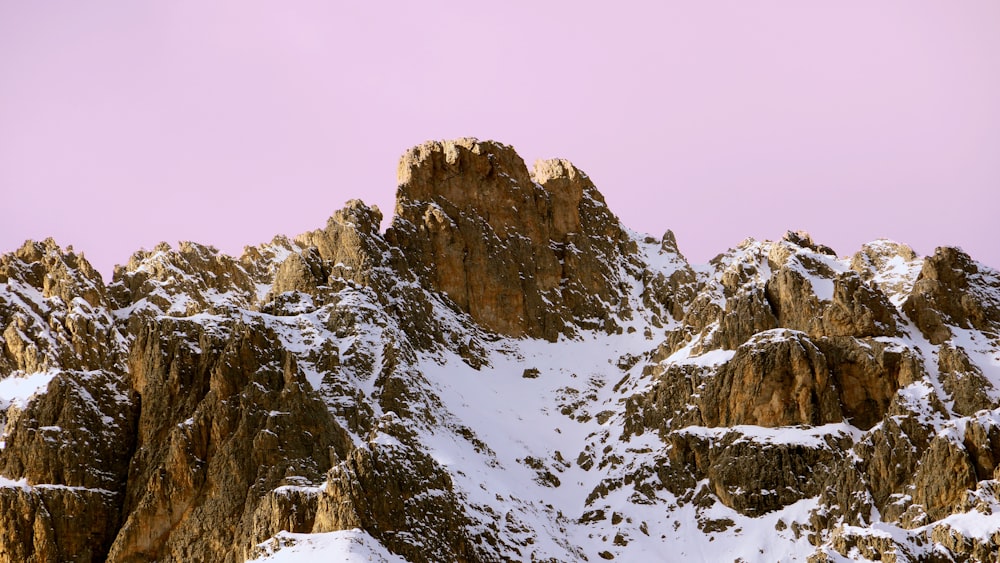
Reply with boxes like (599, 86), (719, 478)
(291, 200), (386, 288)
(766, 265), (899, 339)
(816, 337), (922, 430)
(0, 239), (118, 373)
(938, 343), (997, 415)
(386, 138), (635, 340)
(962, 413), (1000, 481)
(109, 241), (256, 318)
(700, 329), (841, 428)
(911, 435), (977, 521)
(106, 318), (348, 563)
(852, 411), (933, 514)
(903, 246), (1000, 344)
(0, 486), (120, 563)
(783, 230), (837, 257)
(669, 426), (849, 516)
(930, 521), (1000, 563)
(313, 437), (479, 563)
(849, 239), (919, 300)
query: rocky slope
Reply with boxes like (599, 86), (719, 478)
(1, 138), (999, 562)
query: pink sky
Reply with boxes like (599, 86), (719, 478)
(2, 1), (998, 278)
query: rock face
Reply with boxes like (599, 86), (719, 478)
(387, 139), (635, 340)
(1, 138), (1000, 562)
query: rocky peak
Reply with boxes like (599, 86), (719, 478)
(387, 138), (634, 340)
(0, 238), (105, 309)
(783, 229), (837, 257)
(109, 241), (255, 317)
(903, 246), (1000, 344)
(291, 200), (385, 285)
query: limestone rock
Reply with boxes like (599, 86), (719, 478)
(938, 343), (997, 415)
(700, 329), (841, 428)
(106, 318), (349, 563)
(0, 239), (118, 373)
(903, 246), (1000, 344)
(816, 337), (922, 430)
(912, 435), (978, 521)
(109, 241), (256, 318)
(783, 230), (837, 256)
(291, 199), (386, 288)
(962, 412), (1000, 481)
(0, 486), (120, 563)
(849, 239), (920, 301)
(313, 438), (479, 563)
(669, 426), (849, 516)
(386, 138), (635, 340)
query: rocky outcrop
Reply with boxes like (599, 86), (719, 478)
(938, 343), (997, 415)
(0, 239), (118, 374)
(386, 139), (636, 340)
(0, 241), (135, 562)
(700, 329), (841, 428)
(106, 317), (349, 563)
(903, 246), (1000, 344)
(668, 426), (850, 516)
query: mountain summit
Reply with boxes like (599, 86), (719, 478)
(1, 140), (999, 562)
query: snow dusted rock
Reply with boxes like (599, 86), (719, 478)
(3, 139), (1000, 562)
(288, 199), (387, 289)
(0, 240), (136, 562)
(784, 229), (837, 257)
(106, 317), (350, 563)
(0, 239), (118, 372)
(903, 246), (1000, 344)
(938, 343), (998, 416)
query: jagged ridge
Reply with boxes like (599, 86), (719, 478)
(1, 139), (999, 562)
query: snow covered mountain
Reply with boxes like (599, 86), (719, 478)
(1, 138), (999, 562)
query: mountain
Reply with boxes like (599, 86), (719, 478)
(1, 138), (999, 562)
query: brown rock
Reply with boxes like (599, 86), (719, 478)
(766, 266), (899, 339)
(903, 246), (1000, 344)
(106, 318), (349, 563)
(938, 343), (997, 415)
(912, 436), (977, 521)
(314, 438), (479, 563)
(386, 138), (634, 340)
(291, 200), (386, 287)
(0, 486), (120, 563)
(701, 329), (842, 428)
(962, 415), (1000, 481)
(852, 413), (932, 513)
(0, 239), (118, 373)
(668, 426), (849, 516)
(816, 337), (922, 430)
(783, 230), (837, 256)
(109, 241), (256, 317)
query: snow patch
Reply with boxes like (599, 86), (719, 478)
(0, 370), (58, 410)
(251, 529), (407, 563)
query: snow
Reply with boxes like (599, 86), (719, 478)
(677, 423), (861, 448)
(934, 510), (1000, 540)
(0, 370), (57, 410)
(251, 529), (407, 563)
(0, 476), (30, 491)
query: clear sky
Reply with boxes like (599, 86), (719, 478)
(2, 1), (998, 279)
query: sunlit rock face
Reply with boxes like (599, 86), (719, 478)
(1, 139), (999, 563)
